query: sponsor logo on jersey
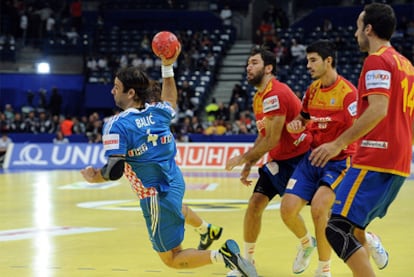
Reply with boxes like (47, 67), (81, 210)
(103, 134), (120, 150)
(311, 116), (332, 122)
(365, 70), (391, 89)
(127, 143), (148, 157)
(160, 134), (173, 144)
(263, 95), (280, 113)
(311, 116), (332, 129)
(360, 140), (388, 149)
(348, 101), (357, 116)
(293, 133), (308, 146)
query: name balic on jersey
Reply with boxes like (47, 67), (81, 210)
(135, 114), (155, 128)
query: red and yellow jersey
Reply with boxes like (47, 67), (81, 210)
(252, 78), (311, 160)
(353, 46), (414, 176)
(303, 75), (357, 160)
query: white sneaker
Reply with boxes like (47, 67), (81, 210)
(314, 268), (332, 277)
(366, 232), (389, 270)
(293, 237), (317, 274)
(227, 269), (243, 277)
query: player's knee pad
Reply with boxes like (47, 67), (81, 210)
(326, 215), (362, 262)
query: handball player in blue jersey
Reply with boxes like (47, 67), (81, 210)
(80, 44), (257, 276)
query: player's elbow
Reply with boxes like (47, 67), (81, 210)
(101, 156), (125, 181)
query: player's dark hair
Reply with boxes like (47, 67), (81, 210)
(115, 67), (151, 103)
(250, 46), (277, 74)
(363, 3), (396, 41)
(306, 40), (337, 68)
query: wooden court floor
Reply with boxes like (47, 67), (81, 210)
(0, 168), (413, 277)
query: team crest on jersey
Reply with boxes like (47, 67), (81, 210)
(102, 134), (120, 150)
(263, 95), (280, 113)
(365, 70), (391, 89)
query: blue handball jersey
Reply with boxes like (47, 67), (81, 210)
(102, 102), (185, 196)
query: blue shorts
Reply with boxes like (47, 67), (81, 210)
(140, 182), (185, 252)
(285, 151), (350, 203)
(332, 167), (405, 229)
(255, 153), (305, 199)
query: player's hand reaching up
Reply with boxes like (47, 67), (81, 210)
(161, 44), (181, 66)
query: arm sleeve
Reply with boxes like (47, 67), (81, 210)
(101, 156), (125, 180)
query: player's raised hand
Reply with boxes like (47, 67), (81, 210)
(161, 44), (181, 66)
(151, 31), (181, 66)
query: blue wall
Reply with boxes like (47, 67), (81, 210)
(84, 83), (114, 109)
(0, 73), (85, 115)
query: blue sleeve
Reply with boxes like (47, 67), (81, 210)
(102, 120), (128, 158)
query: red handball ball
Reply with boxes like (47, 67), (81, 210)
(151, 31), (180, 59)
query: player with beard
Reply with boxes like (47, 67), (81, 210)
(225, 47), (312, 276)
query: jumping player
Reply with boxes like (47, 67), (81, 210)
(81, 45), (257, 276)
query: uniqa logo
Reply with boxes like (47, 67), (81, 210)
(13, 144), (47, 165)
(12, 144), (106, 166)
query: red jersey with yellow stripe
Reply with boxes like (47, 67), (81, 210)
(252, 78), (311, 160)
(353, 46), (414, 176)
(303, 75), (357, 160)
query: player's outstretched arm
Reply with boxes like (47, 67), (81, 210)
(159, 44), (181, 109)
(81, 155), (125, 183)
(243, 115), (285, 163)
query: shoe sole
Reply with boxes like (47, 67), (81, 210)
(227, 272), (243, 277)
(378, 251), (389, 270)
(223, 240), (257, 277)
